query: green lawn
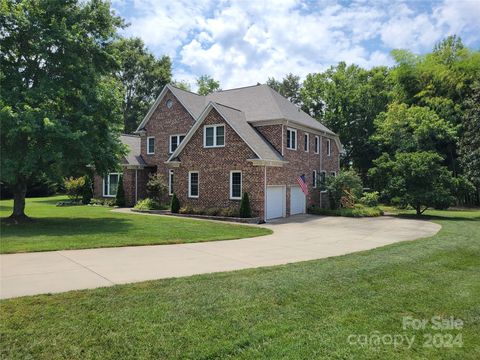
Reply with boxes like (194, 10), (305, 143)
(1, 209), (479, 359)
(0, 196), (272, 254)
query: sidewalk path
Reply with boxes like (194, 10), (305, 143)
(0, 214), (440, 299)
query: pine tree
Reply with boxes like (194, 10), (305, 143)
(116, 175), (126, 207)
(239, 192), (252, 218)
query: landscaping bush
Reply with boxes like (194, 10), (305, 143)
(359, 191), (379, 207)
(90, 198), (116, 207)
(170, 193), (180, 213)
(219, 207), (239, 217)
(179, 204), (195, 214)
(309, 204), (383, 217)
(115, 175), (126, 207)
(204, 208), (221, 216)
(239, 192), (252, 218)
(64, 176), (86, 202)
(324, 170), (363, 209)
(146, 173), (167, 203)
(81, 175), (93, 205)
(133, 198), (159, 211)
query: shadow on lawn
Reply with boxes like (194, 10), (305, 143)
(0, 217), (134, 237)
(392, 213), (480, 222)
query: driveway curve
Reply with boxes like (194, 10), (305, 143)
(0, 214), (440, 299)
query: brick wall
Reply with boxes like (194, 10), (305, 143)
(139, 89), (195, 180)
(169, 108), (265, 218)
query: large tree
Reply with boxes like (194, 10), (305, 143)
(267, 73), (302, 105)
(301, 63), (391, 179)
(112, 38), (171, 133)
(459, 82), (480, 203)
(196, 75), (220, 95)
(0, 0), (125, 222)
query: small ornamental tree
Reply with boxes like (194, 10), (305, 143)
(64, 177), (86, 202)
(115, 175), (126, 207)
(324, 170), (363, 209)
(239, 192), (252, 218)
(82, 175), (93, 205)
(369, 151), (455, 215)
(170, 193), (180, 213)
(146, 173), (168, 204)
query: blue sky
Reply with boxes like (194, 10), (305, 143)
(111, 0), (480, 89)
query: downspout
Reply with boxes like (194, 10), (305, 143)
(319, 136), (323, 209)
(135, 168), (138, 204)
(264, 165), (267, 222)
(281, 124), (284, 156)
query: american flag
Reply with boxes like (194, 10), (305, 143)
(296, 174), (308, 195)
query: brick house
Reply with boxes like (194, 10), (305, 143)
(94, 84), (342, 221)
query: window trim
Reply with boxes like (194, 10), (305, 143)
(315, 136), (319, 154)
(286, 128), (297, 150)
(229, 170), (242, 200)
(203, 124), (225, 148)
(326, 138), (331, 156)
(102, 172), (120, 197)
(147, 136), (155, 155)
(320, 171), (327, 193)
(168, 169), (174, 196)
(188, 171), (199, 198)
(169, 134), (185, 154)
(312, 170), (317, 188)
(304, 133), (309, 152)
(330, 171), (336, 177)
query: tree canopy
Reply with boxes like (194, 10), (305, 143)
(196, 75), (221, 95)
(0, 0), (125, 221)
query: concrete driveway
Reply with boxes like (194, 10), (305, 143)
(0, 215), (440, 299)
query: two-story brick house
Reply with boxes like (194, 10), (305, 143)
(94, 84), (342, 221)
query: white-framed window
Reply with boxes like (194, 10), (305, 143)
(315, 136), (319, 154)
(286, 128), (297, 150)
(147, 136), (155, 154)
(103, 173), (120, 197)
(168, 169), (174, 196)
(326, 138), (331, 156)
(188, 171), (199, 198)
(312, 170), (317, 188)
(169, 134), (185, 153)
(204, 124), (225, 148)
(320, 171), (327, 193)
(330, 171), (336, 177)
(230, 171), (242, 200)
(304, 133), (309, 152)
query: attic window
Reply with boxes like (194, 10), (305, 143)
(166, 99), (173, 109)
(204, 125), (225, 148)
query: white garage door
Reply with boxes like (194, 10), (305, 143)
(290, 186), (306, 215)
(266, 186), (285, 220)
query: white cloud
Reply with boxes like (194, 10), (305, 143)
(113, 0), (480, 89)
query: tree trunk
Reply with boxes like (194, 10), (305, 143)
(416, 204), (422, 216)
(8, 182), (31, 223)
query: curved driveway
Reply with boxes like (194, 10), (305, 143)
(0, 214), (440, 299)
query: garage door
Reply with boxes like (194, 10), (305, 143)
(266, 186), (285, 220)
(290, 186), (306, 215)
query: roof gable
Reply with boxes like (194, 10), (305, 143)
(167, 102), (283, 163)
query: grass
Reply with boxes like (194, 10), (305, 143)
(310, 204), (384, 217)
(0, 196), (271, 254)
(1, 208), (479, 359)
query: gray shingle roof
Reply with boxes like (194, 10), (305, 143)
(120, 135), (146, 166)
(213, 103), (283, 161)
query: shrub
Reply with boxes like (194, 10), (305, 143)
(115, 175), (126, 207)
(324, 170), (363, 210)
(64, 176), (86, 202)
(82, 175), (93, 205)
(146, 173), (167, 203)
(309, 204), (383, 217)
(239, 192), (252, 218)
(359, 191), (379, 207)
(133, 198), (159, 211)
(90, 198), (116, 207)
(203, 208), (221, 216)
(170, 193), (180, 213)
(219, 207), (239, 217)
(179, 204), (194, 214)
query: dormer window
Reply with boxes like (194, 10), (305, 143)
(204, 125), (225, 148)
(147, 136), (155, 154)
